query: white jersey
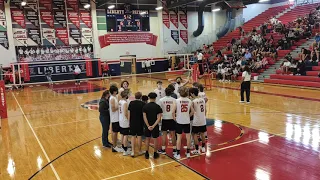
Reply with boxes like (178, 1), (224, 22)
(176, 97), (192, 124)
(119, 99), (129, 128)
(198, 92), (207, 102)
(192, 98), (206, 126)
(174, 83), (181, 96)
(109, 95), (119, 123)
(154, 88), (165, 104)
(159, 96), (176, 120)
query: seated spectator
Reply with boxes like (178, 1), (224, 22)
(244, 49), (252, 60)
(296, 60), (306, 76)
(281, 59), (291, 74)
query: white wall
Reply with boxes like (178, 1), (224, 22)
(243, 3), (271, 22)
(162, 11), (214, 54)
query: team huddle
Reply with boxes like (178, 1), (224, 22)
(99, 77), (208, 160)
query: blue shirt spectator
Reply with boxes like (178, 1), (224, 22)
(315, 34), (320, 43)
(244, 50), (252, 60)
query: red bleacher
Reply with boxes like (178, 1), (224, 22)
(212, 5), (290, 51)
(278, 3), (319, 25)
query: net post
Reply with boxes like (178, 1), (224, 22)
(0, 80), (8, 122)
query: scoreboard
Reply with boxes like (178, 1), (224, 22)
(106, 10), (150, 32)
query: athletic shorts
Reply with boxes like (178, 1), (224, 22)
(112, 122), (120, 133)
(130, 126), (144, 136)
(144, 125), (160, 138)
(120, 127), (130, 135)
(190, 116), (194, 121)
(192, 125), (207, 134)
(161, 119), (176, 131)
(176, 123), (191, 134)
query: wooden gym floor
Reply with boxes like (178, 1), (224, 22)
(1, 72), (320, 180)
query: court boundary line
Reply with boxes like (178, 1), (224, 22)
(11, 92), (61, 180)
(101, 133), (285, 180)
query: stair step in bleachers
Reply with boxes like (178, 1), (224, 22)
(264, 78), (320, 88)
(270, 74), (320, 82)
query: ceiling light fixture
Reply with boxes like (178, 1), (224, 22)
(155, 6), (163, 10)
(212, 8), (221, 12)
(108, 5), (115, 9)
(84, 3), (90, 9)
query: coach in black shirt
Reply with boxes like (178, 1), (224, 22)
(99, 90), (112, 148)
(128, 92), (146, 157)
(143, 92), (162, 159)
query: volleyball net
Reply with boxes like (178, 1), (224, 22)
(2, 53), (196, 87)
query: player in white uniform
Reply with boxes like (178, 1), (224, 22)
(154, 81), (165, 104)
(189, 88), (207, 155)
(109, 85), (122, 152)
(168, 77), (189, 97)
(174, 86), (194, 159)
(158, 87), (176, 155)
(118, 91), (130, 156)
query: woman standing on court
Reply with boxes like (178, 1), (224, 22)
(99, 90), (112, 148)
(240, 65), (251, 104)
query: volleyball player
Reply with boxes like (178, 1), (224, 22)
(102, 62), (109, 79)
(158, 87), (177, 155)
(119, 91), (130, 156)
(168, 77), (189, 96)
(174, 86), (194, 159)
(119, 80), (130, 101)
(109, 85), (122, 152)
(189, 88), (207, 155)
(143, 92), (163, 159)
(154, 81), (165, 104)
(128, 92), (145, 157)
(194, 84), (208, 140)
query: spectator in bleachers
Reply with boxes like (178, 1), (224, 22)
(244, 49), (252, 60)
(281, 59), (291, 74)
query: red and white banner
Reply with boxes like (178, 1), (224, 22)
(21, 63), (30, 81)
(40, 10), (54, 28)
(39, 0), (53, 11)
(80, 11), (92, 28)
(56, 28), (69, 45)
(180, 30), (188, 44)
(0, 80), (7, 119)
(85, 59), (93, 76)
(179, 12), (188, 29)
(99, 33), (157, 48)
(11, 9), (26, 28)
(0, 0), (7, 30)
(170, 11), (178, 29)
(67, 0), (79, 11)
(98, 59), (102, 76)
(68, 11), (80, 29)
(42, 28), (56, 45)
(162, 11), (170, 29)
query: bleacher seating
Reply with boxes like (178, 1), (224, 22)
(212, 5), (290, 51)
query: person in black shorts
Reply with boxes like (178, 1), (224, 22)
(99, 90), (112, 148)
(143, 92), (163, 159)
(128, 92), (146, 157)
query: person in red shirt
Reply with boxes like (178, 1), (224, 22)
(101, 62), (110, 79)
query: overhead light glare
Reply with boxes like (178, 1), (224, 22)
(212, 8), (221, 12)
(108, 5), (115, 9)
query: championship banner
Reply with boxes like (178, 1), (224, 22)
(25, 0), (38, 12)
(101, 33), (157, 47)
(171, 30), (179, 44)
(85, 59), (93, 76)
(81, 28), (92, 44)
(55, 28), (69, 45)
(180, 30), (188, 44)
(42, 28), (56, 45)
(68, 11), (80, 29)
(11, 9), (26, 28)
(39, 0), (53, 11)
(0, 31), (9, 49)
(27, 29), (42, 45)
(25, 9), (39, 28)
(170, 10), (178, 29)
(13, 28), (28, 46)
(162, 11), (170, 29)
(69, 28), (81, 44)
(79, 11), (92, 28)
(54, 10), (67, 28)
(0, 0), (7, 30)
(0, 80), (7, 119)
(179, 7), (188, 29)
(67, 0), (79, 11)
(21, 63), (30, 81)
(10, 0), (23, 8)
(40, 10), (54, 28)
(53, 0), (65, 10)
